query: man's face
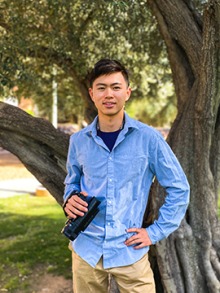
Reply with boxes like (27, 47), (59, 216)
(89, 72), (131, 118)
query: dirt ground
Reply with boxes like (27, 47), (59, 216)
(0, 149), (73, 293)
(29, 269), (73, 293)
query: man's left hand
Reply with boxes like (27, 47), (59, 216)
(124, 228), (152, 249)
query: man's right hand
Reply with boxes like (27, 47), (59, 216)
(64, 192), (88, 219)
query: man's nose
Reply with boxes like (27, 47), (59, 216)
(105, 87), (113, 97)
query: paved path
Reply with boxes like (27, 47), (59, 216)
(0, 148), (43, 198)
(0, 177), (41, 198)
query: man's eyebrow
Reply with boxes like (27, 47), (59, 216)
(95, 82), (122, 87)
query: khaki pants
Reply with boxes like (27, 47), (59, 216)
(72, 250), (155, 293)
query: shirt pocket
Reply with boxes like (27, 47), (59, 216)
(118, 155), (149, 200)
(128, 155), (149, 177)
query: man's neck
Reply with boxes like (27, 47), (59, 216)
(97, 113), (125, 132)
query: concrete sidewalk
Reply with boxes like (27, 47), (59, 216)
(0, 148), (51, 198)
(0, 177), (41, 198)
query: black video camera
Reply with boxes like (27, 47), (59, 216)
(61, 192), (101, 241)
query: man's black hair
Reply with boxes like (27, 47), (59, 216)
(89, 59), (130, 87)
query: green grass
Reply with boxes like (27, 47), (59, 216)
(0, 194), (72, 292)
(1, 193), (218, 292)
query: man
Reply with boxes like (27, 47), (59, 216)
(63, 59), (190, 293)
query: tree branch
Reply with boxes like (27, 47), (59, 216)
(0, 102), (69, 205)
(147, 0), (203, 109)
(25, 46), (96, 122)
(152, 0), (202, 74)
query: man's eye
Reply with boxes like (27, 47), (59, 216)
(97, 87), (105, 90)
(113, 86), (121, 90)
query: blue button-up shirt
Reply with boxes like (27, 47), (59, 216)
(64, 113), (190, 269)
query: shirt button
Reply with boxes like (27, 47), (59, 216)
(109, 178), (112, 182)
(108, 200), (112, 204)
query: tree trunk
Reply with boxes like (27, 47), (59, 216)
(0, 102), (69, 205)
(146, 0), (220, 292)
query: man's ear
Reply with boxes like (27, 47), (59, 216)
(125, 87), (131, 102)
(89, 88), (94, 101)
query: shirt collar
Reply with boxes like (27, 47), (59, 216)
(84, 112), (139, 136)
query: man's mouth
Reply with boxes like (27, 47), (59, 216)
(103, 102), (115, 106)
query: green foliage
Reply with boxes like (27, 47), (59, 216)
(126, 79), (176, 127)
(0, 0), (175, 126)
(0, 195), (71, 292)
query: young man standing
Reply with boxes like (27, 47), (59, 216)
(63, 59), (190, 293)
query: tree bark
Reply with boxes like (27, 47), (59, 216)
(146, 0), (220, 292)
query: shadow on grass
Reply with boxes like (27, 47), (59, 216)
(0, 196), (72, 292)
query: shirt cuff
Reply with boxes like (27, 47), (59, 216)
(146, 223), (166, 245)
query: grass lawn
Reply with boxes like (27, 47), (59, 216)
(1, 193), (219, 292)
(0, 194), (72, 292)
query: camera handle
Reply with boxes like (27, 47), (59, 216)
(61, 193), (101, 241)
